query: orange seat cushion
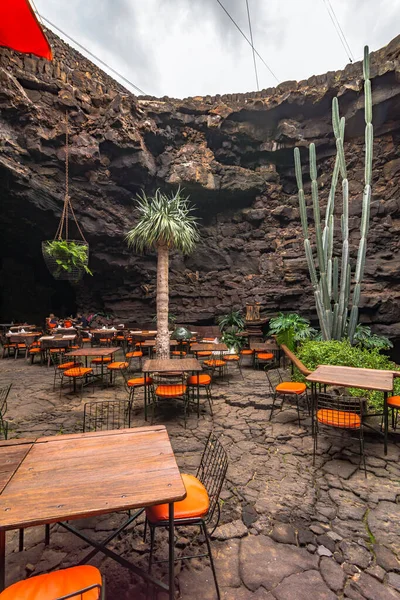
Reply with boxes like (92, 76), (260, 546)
(91, 357), (112, 364)
(29, 348), (41, 354)
(50, 348), (66, 353)
(82, 338), (91, 343)
(257, 353), (274, 360)
(195, 351), (212, 357)
(241, 349), (254, 355)
(317, 409), (361, 429)
(107, 361), (129, 370)
(204, 360), (226, 367)
(388, 395), (400, 408)
(58, 361), (81, 370)
(187, 374), (212, 386)
(99, 338), (109, 343)
(276, 381), (306, 394)
(116, 335), (125, 340)
(0, 566), (102, 600)
(127, 377), (153, 387)
(146, 473), (209, 523)
(17, 344), (26, 348)
(63, 367), (93, 378)
(171, 351), (187, 356)
(224, 354), (239, 361)
(155, 384), (187, 397)
(126, 351), (143, 358)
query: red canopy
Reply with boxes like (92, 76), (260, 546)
(0, 0), (52, 60)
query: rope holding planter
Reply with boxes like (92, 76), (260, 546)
(42, 112), (91, 281)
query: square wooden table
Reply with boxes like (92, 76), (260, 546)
(66, 346), (120, 367)
(307, 365), (394, 454)
(0, 427), (186, 597)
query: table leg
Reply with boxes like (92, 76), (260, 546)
(169, 502), (175, 600)
(144, 372), (148, 421)
(0, 529), (5, 592)
(384, 391), (388, 455)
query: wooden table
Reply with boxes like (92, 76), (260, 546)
(307, 365), (394, 454)
(140, 340), (178, 357)
(250, 341), (279, 352)
(143, 358), (202, 421)
(0, 427), (186, 598)
(190, 343), (228, 352)
(66, 346), (120, 367)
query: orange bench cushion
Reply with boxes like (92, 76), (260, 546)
(388, 395), (400, 408)
(127, 377), (153, 387)
(0, 565), (102, 600)
(317, 409), (361, 429)
(107, 362), (129, 370)
(146, 473), (209, 523)
(276, 382), (306, 394)
(64, 367), (93, 378)
(155, 385), (187, 397)
(187, 374), (211, 386)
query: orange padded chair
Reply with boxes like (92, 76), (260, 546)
(125, 350), (143, 369)
(380, 395), (400, 431)
(187, 373), (213, 416)
(313, 392), (366, 475)
(0, 565), (103, 600)
(145, 433), (228, 600)
(152, 377), (188, 424)
(62, 366), (94, 396)
(265, 368), (307, 426)
(106, 361), (129, 384)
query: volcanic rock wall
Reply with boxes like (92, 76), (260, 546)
(1, 30), (400, 335)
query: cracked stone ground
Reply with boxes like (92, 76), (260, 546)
(1, 353), (400, 599)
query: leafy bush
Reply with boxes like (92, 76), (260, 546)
(268, 313), (317, 351)
(221, 330), (244, 352)
(44, 240), (92, 276)
(217, 310), (245, 332)
(353, 324), (393, 351)
(296, 339), (400, 411)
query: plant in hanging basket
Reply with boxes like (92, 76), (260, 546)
(42, 239), (92, 280)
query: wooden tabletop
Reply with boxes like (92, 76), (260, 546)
(143, 358), (202, 373)
(91, 329), (117, 334)
(250, 341), (278, 351)
(141, 340), (178, 348)
(191, 343), (228, 352)
(0, 427), (186, 531)
(306, 365), (394, 392)
(66, 347), (120, 357)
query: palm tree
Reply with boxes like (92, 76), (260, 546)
(126, 188), (200, 359)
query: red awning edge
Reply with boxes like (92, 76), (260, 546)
(0, 0), (52, 60)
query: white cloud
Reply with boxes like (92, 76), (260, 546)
(34, 0), (400, 98)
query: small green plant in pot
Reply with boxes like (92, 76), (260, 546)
(217, 310), (245, 332)
(43, 240), (93, 280)
(268, 313), (317, 351)
(221, 330), (244, 352)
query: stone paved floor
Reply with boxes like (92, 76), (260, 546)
(1, 353), (400, 599)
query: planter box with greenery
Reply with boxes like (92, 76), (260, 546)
(42, 240), (92, 281)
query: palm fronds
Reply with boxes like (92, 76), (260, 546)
(125, 187), (200, 254)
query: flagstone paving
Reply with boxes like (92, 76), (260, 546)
(1, 353), (400, 599)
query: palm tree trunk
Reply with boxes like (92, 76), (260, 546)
(156, 243), (170, 359)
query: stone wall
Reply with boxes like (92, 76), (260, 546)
(1, 29), (400, 336)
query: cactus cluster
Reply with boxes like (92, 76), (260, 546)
(294, 46), (373, 343)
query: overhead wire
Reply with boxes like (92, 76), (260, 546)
(245, 0), (259, 91)
(215, 0), (279, 83)
(321, 0), (354, 63)
(33, 10), (148, 96)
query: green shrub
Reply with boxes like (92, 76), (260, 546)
(295, 339), (400, 411)
(268, 313), (317, 351)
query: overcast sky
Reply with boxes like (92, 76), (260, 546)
(34, 0), (400, 98)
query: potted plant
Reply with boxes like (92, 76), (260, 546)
(43, 240), (92, 280)
(218, 310), (245, 353)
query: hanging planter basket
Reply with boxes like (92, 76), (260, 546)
(42, 239), (90, 281)
(42, 112), (92, 282)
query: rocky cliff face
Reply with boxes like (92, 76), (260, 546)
(1, 30), (400, 336)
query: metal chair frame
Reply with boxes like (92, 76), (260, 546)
(83, 398), (133, 432)
(146, 433), (228, 600)
(265, 368), (308, 426)
(56, 581), (104, 600)
(223, 353), (244, 380)
(313, 391), (366, 475)
(0, 384), (11, 440)
(187, 375), (213, 417)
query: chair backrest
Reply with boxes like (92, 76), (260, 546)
(196, 433), (228, 523)
(0, 384), (12, 418)
(316, 392), (365, 426)
(83, 399), (132, 432)
(264, 367), (283, 391)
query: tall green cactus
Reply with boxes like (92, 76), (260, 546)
(294, 46), (373, 343)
